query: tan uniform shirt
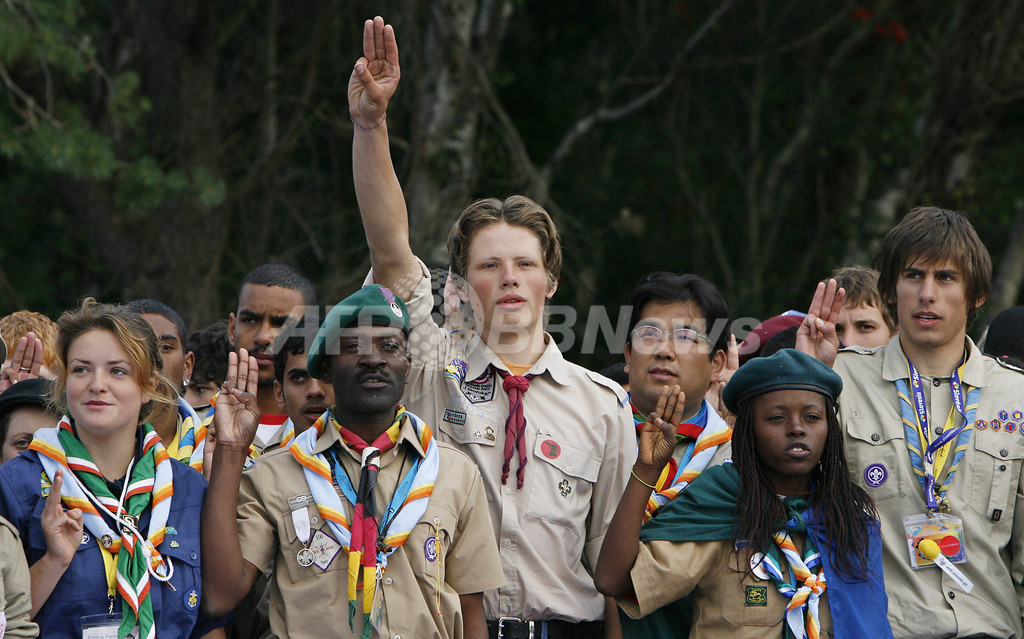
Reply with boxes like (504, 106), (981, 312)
(377, 259), (637, 622)
(0, 515), (37, 638)
(236, 415), (504, 639)
(835, 336), (1024, 638)
(618, 537), (832, 638)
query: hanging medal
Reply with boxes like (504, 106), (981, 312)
(288, 494), (316, 567)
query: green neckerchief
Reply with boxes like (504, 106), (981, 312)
(640, 462), (741, 542)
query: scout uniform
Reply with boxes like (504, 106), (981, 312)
(836, 336), (1024, 638)
(373, 260), (637, 632)
(0, 427), (216, 638)
(0, 515), (37, 638)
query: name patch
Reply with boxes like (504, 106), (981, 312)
(443, 409), (467, 426)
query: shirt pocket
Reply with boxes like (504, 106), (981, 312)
(277, 503), (348, 584)
(969, 432), (1023, 523)
(720, 550), (785, 628)
(409, 505), (459, 580)
(845, 417), (906, 505)
(525, 438), (599, 536)
(158, 535), (203, 633)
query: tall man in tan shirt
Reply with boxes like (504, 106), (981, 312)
(348, 16), (636, 639)
(799, 206), (1024, 638)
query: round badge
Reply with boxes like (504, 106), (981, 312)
(424, 536), (438, 562)
(100, 534), (113, 549)
(391, 302), (403, 318)
(297, 548), (315, 567)
(749, 552), (770, 579)
(864, 463), (888, 488)
(939, 535), (961, 557)
(541, 439), (561, 459)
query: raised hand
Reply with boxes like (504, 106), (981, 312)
(213, 349), (261, 450)
(796, 279), (845, 367)
(637, 385), (684, 471)
(0, 331), (43, 392)
(347, 16), (401, 129)
(705, 334), (738, 424)
(41, 469), (84, 568)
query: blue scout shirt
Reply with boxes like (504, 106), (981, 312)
(0, 451), (218, 638)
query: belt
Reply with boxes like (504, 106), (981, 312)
(486, 617), (602, 639)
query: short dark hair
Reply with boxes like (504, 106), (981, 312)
(186, 320), (231, 386)
(239, 264), (317, 308)
(627, 272), (730, 359)
(273, 330), (310, 384)
(872, 207), (991, 326)
(125, 298), (188, 343)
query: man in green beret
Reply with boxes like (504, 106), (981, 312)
(201, 284), (504, 639)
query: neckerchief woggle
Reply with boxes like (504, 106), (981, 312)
(630, 397), (732, 520)
(752, 497), (826, 639)
(895, 355), (978, 511)
(30, 417), (175, 639)
(288, 406), (438, 639)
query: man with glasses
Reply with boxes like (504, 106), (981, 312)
(617, 272), (733, 639)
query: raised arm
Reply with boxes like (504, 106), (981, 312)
(349, 16), (418, 300)
(200, 350), (261, 616)
(594, 386), (682, 598)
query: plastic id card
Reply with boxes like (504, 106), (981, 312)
(904, 512), (967, 570)
(81, 614), (139, 639)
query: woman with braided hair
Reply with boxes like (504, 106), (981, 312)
(0, 298), (229, 638)
(596, 349), (892, 638)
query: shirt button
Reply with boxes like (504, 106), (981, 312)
(1000, 464), (1007, 471)
(505, 487), (512, 495)
(311, 517), (319, 524)
(385, 577), (393, 585)
(947, 591), (955, 600)
(933, 378), (941, 387)
(567, 465), (573, 472)
(934, 427), (943, 436)
(504, 539), (511, 546)
(871, 434), (880, 442)
(190, 551), (198, 560)
(1001, 449), (1009, 457)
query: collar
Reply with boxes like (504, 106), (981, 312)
(310, 411), (427, 461)
(463, 332), (571, 386)
(881, 334), (988, 388)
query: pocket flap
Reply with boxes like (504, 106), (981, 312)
(532, 437), (600, 482)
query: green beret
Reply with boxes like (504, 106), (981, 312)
(307, 284), (410, 379)
(722, 348), (842, 414)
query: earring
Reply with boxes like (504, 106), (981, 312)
(183, 378), (190, 387)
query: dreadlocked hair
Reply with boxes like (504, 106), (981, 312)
(732, 397), (877, 581)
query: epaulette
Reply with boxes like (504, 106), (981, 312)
(838, 343), (883, 356)
(0, 514), (20, 539)
(992, 356), (1024, 375)
(585, 368), (629, 403)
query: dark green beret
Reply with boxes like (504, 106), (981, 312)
(722, 348), (842, 414)
(307, 284), (410, 379)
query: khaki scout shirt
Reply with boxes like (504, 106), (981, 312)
(236, 414), (504, 639)
(618, 537), (832, 638)
(835, 336), (1024, 638)
(0, 515), (37, 638)
(378, 259), (637, 622)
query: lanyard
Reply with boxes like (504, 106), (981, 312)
(327, 446), (419, 557)
(898, 357), (977, 511)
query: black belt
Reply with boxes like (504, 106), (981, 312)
(486, 617), (602, 639)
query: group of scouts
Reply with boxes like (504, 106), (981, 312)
(0, 13), (1021, 639)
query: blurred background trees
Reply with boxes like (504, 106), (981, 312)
(2, 0), (1023, 367)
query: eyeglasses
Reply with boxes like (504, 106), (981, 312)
(631, 325), (713, 350)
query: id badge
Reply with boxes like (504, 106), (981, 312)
(81, 614), (139, 639)
(904, 512), (967, 570)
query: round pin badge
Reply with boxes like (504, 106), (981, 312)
(391, 302), (403, 318)
(297, 548), (315, 567)
(100, 534), (113, 549)
(864, 463), (888, 488)
(424, 536), (438, 562)
(749, 552), (770, 580)
(541, 439), (561, 459)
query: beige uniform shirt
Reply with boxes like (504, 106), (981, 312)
(618, 537), (832, 638)
(835, 336), (1024, 638)
(379, 259), (637, 622)
(236, 415), (504, 639)
(0, 515), (37, 638)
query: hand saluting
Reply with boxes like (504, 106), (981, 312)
(347, 16), (400, 130)
(637, 385), (685, 472)
(212, 349), (261, 450)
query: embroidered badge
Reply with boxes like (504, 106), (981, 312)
(541, 439), (561, 459)
(1007, 422), (1017, 434)
(976, 419), (989, 430)
(309, 528), (342, 570)
(559, 479), (572, 497)
(184, 588), (200, 611)
(1000, 410), (1009, 421)
(40, 471), (51, 497)
(443, 409), (467, 426)
(425, 536), (438, 562)
(864, 463), (888, 488)
(745, 585), (768, 606)
(461, 369), (495, 404)
(1015, 411), (1024, 421)
(81, 532), (90, 546)
(992, 419), (1003, 431)
(444, 355), (468, 383)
